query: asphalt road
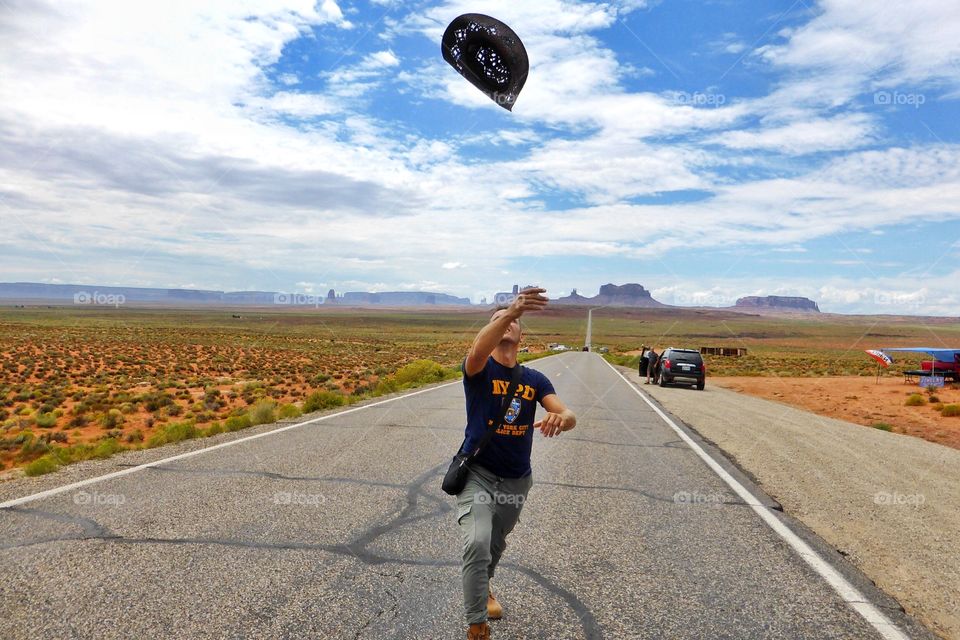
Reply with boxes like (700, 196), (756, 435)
(0, 352), (934, 639)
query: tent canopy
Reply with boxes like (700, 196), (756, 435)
(881, 348), (960, 362)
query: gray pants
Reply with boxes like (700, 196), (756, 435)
(456, 464), (533, 624)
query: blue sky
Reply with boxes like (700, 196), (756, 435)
(1, 0), (959, 313)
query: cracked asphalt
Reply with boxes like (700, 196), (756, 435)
(0, 352), (936, 639)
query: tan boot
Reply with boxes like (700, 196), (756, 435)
(467, 622), (491, 639)
(487, 588), (503, 620)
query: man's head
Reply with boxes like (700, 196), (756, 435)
(491, 306), (522, 345)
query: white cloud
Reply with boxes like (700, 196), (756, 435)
(710, 113), (876, 155)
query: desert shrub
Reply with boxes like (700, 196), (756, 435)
(69, 414), (88, 428)
(146, 421), (198, 448)
(35, 413), (58, 428)
(224, 414), (251, 431)
(303, 390), (345, 413)
(375, 359), (457, 394)
(905, 394), (926, 406)
(277, 403), (301, 419)
(872, 422), (893, 431)
(24, 455), (59, 476)
(100, 409), (123, 429)
(16, 432), (49, 459)
(126, 429), (144, 444)
(203, 388), (222, 411)
(204, 422), (224, 437)
(603, 353), (642, 368)
(141, 392), (174, 412)
(49, 431), (68, 443)
(93, 438), (123, 459)
(166, 403), (183, 417)
(941, 404), (960, 417)
(927, 395), (941, 404)
(249, 400), (276, 426)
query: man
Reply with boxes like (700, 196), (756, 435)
(456, 287), (577, 640)
(645, 346), (659, 384)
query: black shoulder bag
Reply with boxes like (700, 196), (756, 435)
(441, 364), (523, 496)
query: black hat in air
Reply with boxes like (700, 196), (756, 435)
(441, 13), (529, 112)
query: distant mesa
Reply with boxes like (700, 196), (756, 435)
(0, 283), (470, 307)
(555, 283), (666, 308)
(329, 290), (470, 306)
(0, 281), (821, 313)
(734, 295), (820, 313)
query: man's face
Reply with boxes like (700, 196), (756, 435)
(492, 310), (522, 344)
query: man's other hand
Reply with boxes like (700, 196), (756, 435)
(534, 412), (572, 437)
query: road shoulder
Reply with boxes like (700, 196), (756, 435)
(617, 366), (959, 640)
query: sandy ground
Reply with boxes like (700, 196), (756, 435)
(713, 376), (960, 451)
(626, 369), (960, 640)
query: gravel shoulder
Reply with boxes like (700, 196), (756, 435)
(623, 367), (960, 640)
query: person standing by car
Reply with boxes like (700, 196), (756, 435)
(638, 344), (648, 378)
(645, 346), (659, 384)
(456, 288), (577, 640)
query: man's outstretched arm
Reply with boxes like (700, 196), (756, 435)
(464, 287), (548, 377)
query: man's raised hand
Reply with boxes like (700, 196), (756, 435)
(508, 287), (548, 318)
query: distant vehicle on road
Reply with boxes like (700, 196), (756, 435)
(549, 343), (570, 352)
(656, 348), (706, 390)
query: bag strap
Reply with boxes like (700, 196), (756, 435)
(467, 362), (524, 459)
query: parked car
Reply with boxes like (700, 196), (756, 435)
(655, 348), (706, 390)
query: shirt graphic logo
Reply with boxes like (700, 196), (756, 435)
(504, 397), (521, 424)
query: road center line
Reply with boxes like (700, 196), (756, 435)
(600, 356), (910, 640)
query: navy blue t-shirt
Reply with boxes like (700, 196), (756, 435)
(461, 356), (556, 479)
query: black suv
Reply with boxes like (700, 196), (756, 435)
(655, 348), (706, 390)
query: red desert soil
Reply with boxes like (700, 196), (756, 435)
(712, 376), (960, 451)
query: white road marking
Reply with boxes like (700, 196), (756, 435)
(0, 380), (462, 510)
(601, 357), (911, 640)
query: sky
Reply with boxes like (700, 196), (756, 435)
(1, 0), (959, 314)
